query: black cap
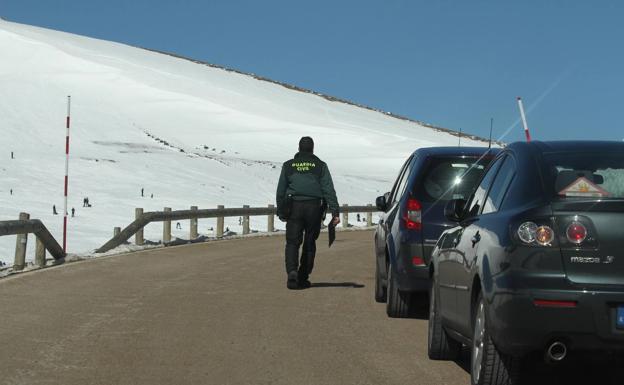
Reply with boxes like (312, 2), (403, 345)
(298, 136), (314, 153)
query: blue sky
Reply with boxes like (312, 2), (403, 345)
(3, 0), (623, 142)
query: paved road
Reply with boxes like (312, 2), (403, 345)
(1, 231), (621, 385)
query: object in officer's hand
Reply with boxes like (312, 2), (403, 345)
(328, 218), (336, 247)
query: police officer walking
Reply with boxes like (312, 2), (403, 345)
(276, 137), (340, 290)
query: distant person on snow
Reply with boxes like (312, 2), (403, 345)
(141, 188), (144, 197)
(71, 207), (75, 217)
(53, 205), (58, 215)
(276, 136), (340, 290)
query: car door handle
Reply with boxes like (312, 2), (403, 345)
(471, 232), (481, 248)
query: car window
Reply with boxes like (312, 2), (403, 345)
(388, 156), (413, 205)
(482, 156), (516, 214)
(465, 156), (505, 217)
(418, 156), (492, 203)
(542, 152), (624, 199)
(393, 156), (414, 204)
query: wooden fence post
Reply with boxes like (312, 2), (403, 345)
(190, 206), (198, 239)
(243, 205), (250, 235)
(114, 227), (121, 237)
(14, 212), (30, 271)
(366, 204), (373, 226)
(342, 204), (349, 228)
(35, 237), (46, 267)
(135, 208), (144, 245)
(216, 205), (224, 237)
(267, 204), (275, 232)
(163, 207), (171, 243)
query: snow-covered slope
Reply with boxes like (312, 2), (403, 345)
(0, 19), (488, 265)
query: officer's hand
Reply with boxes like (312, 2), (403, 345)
(332, 216), (340, 226)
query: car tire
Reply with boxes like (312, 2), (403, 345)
(386, 264), (412, 318)
(428, 275), (461, 360)
(374, 259), (387, 303)
(471, 293), (522, 385)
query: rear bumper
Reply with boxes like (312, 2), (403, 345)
(392, 242), (431, 292)
(488, 288), (624, 356)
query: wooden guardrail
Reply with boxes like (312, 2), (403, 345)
(0, 212), (66, 271)
(97, 204), (378, 254)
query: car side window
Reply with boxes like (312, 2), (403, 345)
(482, 156), (516, 214)
(387, 161), (407, 204)
(465, 156), (505, 217)
(394, 158), (414, 203)
(388, 156), (413, 205)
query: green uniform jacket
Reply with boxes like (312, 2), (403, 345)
(276, 152), (340, 217)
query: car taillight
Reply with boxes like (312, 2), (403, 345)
(566, 221), (587, 244)
(517, 221), (555, 246)
(517, 222), (538, 243)
(412, 256), (425, 266)
(535, 226), (554, 246)
(404, 198), (422, 230)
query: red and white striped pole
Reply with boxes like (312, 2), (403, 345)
(63, 96), (71, 252)
(516, 96), (532, 142)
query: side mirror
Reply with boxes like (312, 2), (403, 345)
(444, 199), (466, 222)
(376, 193), (389, 211)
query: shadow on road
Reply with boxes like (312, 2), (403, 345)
(407, 292), (430, 320)
(310, 282), (365, 288)
(519, 354), (624, 385)
(454, 347), (471, 374)
(452, 348), (624, 385)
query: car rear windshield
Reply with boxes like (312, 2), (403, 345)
(543, 152), (624, 199)
(417, 156), (491, 202)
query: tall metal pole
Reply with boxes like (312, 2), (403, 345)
(517, 97), (532, 142)
(63, 96), (71, 252)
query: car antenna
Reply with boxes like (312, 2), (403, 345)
(488, 118), (493, 149)
(516, 97), (532, 142)
(458, 128), (462, 147)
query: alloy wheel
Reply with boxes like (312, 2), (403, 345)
(472, 300), (486, 384)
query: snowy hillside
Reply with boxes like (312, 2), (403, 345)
(0, 19), (489, 265)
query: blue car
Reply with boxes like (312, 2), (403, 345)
(374, 146), (498, 317)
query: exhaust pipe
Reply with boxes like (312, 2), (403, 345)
(545, 341), (567, 362)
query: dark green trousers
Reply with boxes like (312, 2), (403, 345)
(285, 199), (322, 280)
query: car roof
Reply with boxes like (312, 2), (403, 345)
(508, 140), (624, 155)
(413, 146), (500, 157)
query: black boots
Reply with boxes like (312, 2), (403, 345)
(287, 271), (299, 290)
(287, 271), (312, 289)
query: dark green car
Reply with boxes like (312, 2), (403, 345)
(429, 141), (624, 385)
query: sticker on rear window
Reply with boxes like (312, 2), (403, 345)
(558, 176), (610, 197)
